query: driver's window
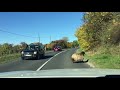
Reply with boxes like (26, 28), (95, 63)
(39, 46), (42, 50)
(36, 47), (39, 50)
(35, 46), (39, 50)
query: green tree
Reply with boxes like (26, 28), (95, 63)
(62, 37), (69, 42)
(12, 45), (21, 53)
(20, 42), (28, 49)
(72, 40), (79, 47)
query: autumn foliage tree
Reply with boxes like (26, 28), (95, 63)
(46, 37), (74, 50)
(0, 43), (24, 57)
(75, 12), (120, 51)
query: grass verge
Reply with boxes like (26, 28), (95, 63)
(85, 46), (120, 69)
(0, 53), (20, 64)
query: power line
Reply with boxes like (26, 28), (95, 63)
(0, 29), (38, 38)
(0, 29), (76, 40)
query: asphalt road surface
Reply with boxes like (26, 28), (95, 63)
(0, 48), (91, 73)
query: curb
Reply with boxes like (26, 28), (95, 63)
(86, 61), (95, 68)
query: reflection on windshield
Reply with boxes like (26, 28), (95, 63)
(26, 45), (37, 50)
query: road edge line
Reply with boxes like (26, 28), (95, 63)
(36, 50), (67, 71)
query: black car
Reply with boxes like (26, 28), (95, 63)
(21, 44), (45, 60)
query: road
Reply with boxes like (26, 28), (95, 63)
(0, 48), (91, 72)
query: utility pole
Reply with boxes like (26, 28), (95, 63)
(50, 35), (52, 50)
(50, 35), (51, 43)
(38, 33), (40, 44)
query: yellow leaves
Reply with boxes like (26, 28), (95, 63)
(66, 42), (72, 48)
(75, 12), (120, 51)
(113, 19), (116, 23)
(86, 12), (89, 14)
(108, 38), (110, 40)
(75, 26), (90, 50)
(78, 38), (90, 50)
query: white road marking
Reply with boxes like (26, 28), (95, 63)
(36, 50), (67, 71)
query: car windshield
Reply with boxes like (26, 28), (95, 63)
(57, 46), (61, 48)
(0, 12), (120, 77)
(26, 45), (38, 50)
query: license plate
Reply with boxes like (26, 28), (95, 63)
(25, 54), (32, 56)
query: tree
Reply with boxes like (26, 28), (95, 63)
(20, 42), (28, 49)
(13, 45), (21, 53)
(49, 39), (68, 49)
(62, 37), (69, 42)
(72, 40), (79, 48)
(0, 42), (26, 56)
(75, 12), (120, 51)
(75, 26), (90, 50)
(66, 42), (72, 48)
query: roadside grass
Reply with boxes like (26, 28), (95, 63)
(0, 49), (59, 64)
(0, 53), (20, 64)
(85, 45), (120, 69)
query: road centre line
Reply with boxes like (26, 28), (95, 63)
(36, 50), (68, 71)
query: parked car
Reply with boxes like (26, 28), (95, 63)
(53, 46), (62, 51)
(21, 44), (45, 60)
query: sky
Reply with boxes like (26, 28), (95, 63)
(0, 12), (84, 45)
